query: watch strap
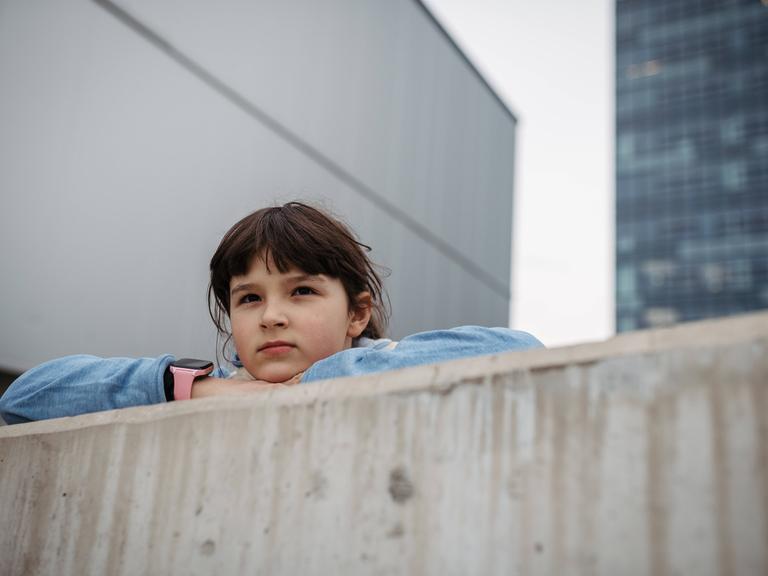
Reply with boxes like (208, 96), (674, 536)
(169, 364), (213, 401)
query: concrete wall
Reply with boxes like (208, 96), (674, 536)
(1, 312), (766, 575)
(0, 0), (516, 373)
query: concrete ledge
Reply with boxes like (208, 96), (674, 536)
(2, 311), (766, 438)
(1, 312), (767, 575)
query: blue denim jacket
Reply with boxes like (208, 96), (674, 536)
(0, 326), (543, 424)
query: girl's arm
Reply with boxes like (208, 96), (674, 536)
(0, 355), (297, 425)
(0, 354), (174, 424)
(302, 326), (544, 383)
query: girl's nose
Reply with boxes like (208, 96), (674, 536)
(260, 300), (288, 328)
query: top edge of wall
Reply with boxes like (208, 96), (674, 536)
(2, 311), (766, 438)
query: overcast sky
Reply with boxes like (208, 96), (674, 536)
(422, 0), (614, 347)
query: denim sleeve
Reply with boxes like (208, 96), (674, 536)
(0, 354), (175, 425)
(302, 326), (544, 383)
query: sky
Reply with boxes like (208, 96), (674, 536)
(422, 0), (614, 347)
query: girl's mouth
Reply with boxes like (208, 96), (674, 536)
(258, 341), (295, 355)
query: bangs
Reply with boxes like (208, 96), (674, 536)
(222, 205), (360, 281)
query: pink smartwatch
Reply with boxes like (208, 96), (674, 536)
(169, 358), (214, 400)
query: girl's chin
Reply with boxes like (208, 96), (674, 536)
(249, 368), (301, 383)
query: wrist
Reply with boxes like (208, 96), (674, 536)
(190, 377), (229, 399)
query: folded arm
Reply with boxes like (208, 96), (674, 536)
(302, 326), (544, 383)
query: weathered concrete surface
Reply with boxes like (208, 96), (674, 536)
(1, 312), (767, 575)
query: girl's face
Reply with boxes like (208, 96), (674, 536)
(229, 253), (371, 382)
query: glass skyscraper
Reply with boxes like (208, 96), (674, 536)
(615, 0), (768, 332)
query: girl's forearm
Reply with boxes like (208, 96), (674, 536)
(191, 373), (302, 398)
(0, 354), (172, 424)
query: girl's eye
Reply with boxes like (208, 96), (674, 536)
(293, 286), (316, 296)
(240, 294), (261, 304)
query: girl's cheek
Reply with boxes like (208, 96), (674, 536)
(230, 322), (247, 350)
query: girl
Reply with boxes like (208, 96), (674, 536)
(0, 202), (543, 424)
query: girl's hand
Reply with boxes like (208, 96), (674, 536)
(280, 371), (304, 386)
(190, 373), (303, 399)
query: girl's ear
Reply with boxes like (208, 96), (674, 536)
(347, 291), (372, 338)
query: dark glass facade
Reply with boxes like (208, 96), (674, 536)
(616, 0), (768, 332)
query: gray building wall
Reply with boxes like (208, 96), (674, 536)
(0, 0), (517, 372)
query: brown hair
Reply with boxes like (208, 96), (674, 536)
(208, 202), (389, 362)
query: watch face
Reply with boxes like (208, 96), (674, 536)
(173, 358), (213, 370)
